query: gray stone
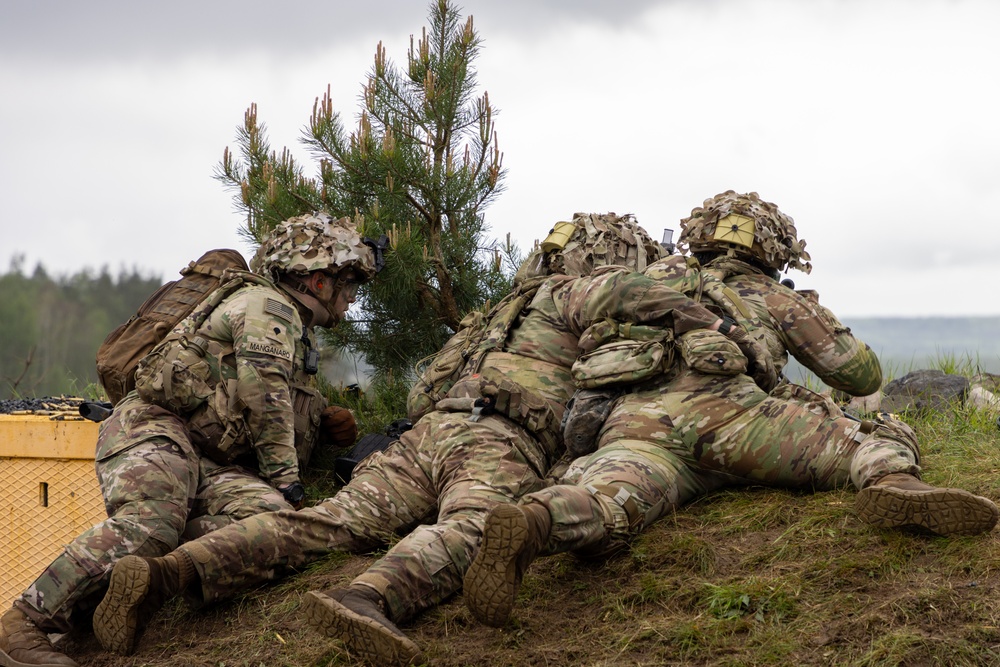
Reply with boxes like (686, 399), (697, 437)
(882, 369), (969, 413)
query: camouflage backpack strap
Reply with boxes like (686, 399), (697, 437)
(698, 266), (754, 327)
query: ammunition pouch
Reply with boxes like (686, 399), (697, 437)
(291, 384), (326, 469)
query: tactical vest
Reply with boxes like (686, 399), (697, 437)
(406, 276), (548, 422)
(134, 272), (325, 469)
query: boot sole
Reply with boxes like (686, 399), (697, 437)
(855, 485), (999, 536)
(301, 591), (422, 667)
(92, 555), (150, 655)
(464, 504), (528, 628)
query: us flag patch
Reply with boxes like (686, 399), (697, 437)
(265, 298), (294, 322)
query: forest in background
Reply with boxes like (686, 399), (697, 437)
(0, 256), (162, 398)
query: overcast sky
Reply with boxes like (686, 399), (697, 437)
(2, 0), (997, 318)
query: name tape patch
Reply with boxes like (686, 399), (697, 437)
(248, 341), (292, 360)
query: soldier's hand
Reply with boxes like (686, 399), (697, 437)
(321, 405), (358, 448)
(719, 318), (778, 392)
(278, 482), (306, 510)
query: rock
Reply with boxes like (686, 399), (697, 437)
(881, 369), (969, 413)
(968, 372), (1000, 411)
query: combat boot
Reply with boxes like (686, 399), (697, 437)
(464, 502), (552, 628)
(0, 607), (78, 667)
(855, 472), (999, 536)
(301, 585), (423, 666)
(92, 551), (196, 656)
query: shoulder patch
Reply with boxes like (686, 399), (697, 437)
(265, 297), (295, 323)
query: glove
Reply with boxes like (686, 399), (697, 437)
(719, 318), (778, 393)
(321, 405), (358, 448)
(278, 482), (306, 510)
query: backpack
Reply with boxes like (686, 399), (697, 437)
(406, 276), (548, 422)
(96, 249), (249, 405)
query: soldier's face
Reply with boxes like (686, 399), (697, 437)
(332, 280), (360, 317)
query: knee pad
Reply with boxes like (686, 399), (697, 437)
(586, 484), (643, 532)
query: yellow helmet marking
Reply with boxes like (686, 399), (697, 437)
(712, 213), (756, 248)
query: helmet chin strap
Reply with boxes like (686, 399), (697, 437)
(277, 278), (338, 329)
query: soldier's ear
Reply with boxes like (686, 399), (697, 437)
(307, 271), (329, 295)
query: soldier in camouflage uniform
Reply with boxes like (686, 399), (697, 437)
(0, 213), (377, 667)
(464, 191), (1000, 629)
(90, 214), (753, 666)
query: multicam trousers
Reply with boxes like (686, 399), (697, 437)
(179, 409), (551, 623)
(14, 394), (289, 632)
(523, 372), (920, 556)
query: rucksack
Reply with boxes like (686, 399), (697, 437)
(96, 249), (249, 405)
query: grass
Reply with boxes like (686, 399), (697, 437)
(63, 362), (1000, 667)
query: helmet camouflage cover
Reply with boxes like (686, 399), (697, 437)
(677, 190), (812, 274)
(250, 212), (377, 282)
(515, 212), (665, 283)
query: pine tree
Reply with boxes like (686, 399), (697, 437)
(215, 0), (517, 378)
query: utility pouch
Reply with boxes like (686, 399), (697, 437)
(134, 334), (214, 414)
(573, 319), (674, 389)
(572, 340), (670, 389)
(677, 329), (747, 376)
(291, 384), (326, 469)
(186, 379), (246, 464)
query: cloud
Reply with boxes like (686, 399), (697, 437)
(0, 0), (666, 62)
(1, 0), (998, 318)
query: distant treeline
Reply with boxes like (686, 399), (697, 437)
(0, 256), (162, 398)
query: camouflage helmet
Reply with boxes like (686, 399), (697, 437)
(677, 191), (812, 274)
(250, 212), (378, 282)
(515, 212), (665, 284)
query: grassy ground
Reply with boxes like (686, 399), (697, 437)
(62, 390), (1000, 667)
